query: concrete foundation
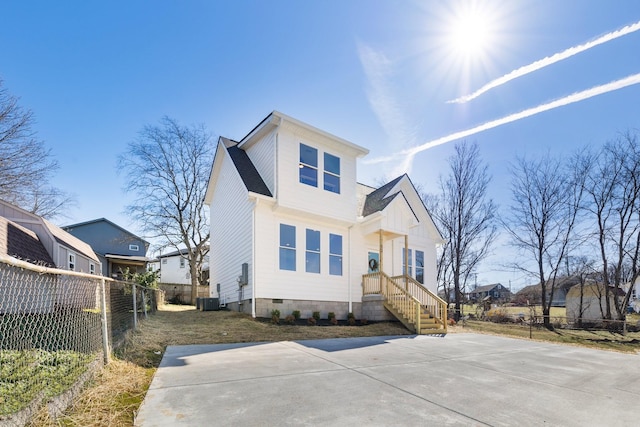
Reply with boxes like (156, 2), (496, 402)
(361, 294), (395, 321)
(255, 298), (362, 320)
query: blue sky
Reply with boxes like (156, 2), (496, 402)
(2, 0), (640, 289)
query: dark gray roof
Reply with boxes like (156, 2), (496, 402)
(0, 217), (55, 267)
(469, 283), (508, 294)
(362, 175), (405, 217)
(221, 137), (272, 197)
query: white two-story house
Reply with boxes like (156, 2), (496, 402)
(205, 111), (447, 333)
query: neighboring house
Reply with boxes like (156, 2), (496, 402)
(513, 276), (583, 307)
(566, 283), (627, 323)
(0, 216), (55, 267)
(154, 248), (191, 285)
(63, 218), (150, 279)
(0, 199), (100, 273)
(204, 111), (447, 333)
(467, 283), (512, 304)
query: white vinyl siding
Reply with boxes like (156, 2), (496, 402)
(245, 130), (275, 195)
(276, 130), (359, 223)
(209, 151), (255, 303)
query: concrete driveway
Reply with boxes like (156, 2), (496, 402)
(135, 333), (639, 426)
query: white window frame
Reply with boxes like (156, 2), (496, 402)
(323, 152), (341, 194)
(180, 257), (186, 268)
(68, 253), (76, 271)
(129, 244), (140, 251)
(89, 262), (95, 275)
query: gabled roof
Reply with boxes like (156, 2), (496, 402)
(63, 218), (149, 245)
(361, 175), (405, 217)
(158, 248), (189, 258)
(42, 218), (99, 262)
(0, 217), (55, 267)
(469, 283), (509, 294)
(0, 199), (99, 263)
(221, 137), (272, 197)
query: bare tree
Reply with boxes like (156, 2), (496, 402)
(119, 117), (213, 303)
(505, 152), (586, 328)
(424, 142), (497, 321)
(582, 131), (640, 320)
(0, 79), (73, 219)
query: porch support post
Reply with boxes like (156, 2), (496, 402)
(404, 235), (409, 289)
(379, 229), (384, 272)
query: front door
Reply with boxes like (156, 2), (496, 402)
(368, 251), (380, 273)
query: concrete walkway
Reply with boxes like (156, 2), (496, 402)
(135, 333), (639, 426)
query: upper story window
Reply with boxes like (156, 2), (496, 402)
(162, 258), (168, 264)
(89, 263), (96, 275)
(68, 253), (76, 271)
(299, 144), (318, 187)
(323, 153), (340, 194)
(129, 244), (140, 251)
(305, 229), (321, 274)
(180, 257), (185, 268)
(279, 224), (296, 271)
(329, 233), (342, 276)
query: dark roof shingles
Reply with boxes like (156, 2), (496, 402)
(221, 137), (272, 197)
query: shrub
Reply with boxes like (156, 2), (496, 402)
(330, 317), (338, 325)
(360, 318), (368, 325)
(328, 312), (336, 320)
(285, 314), (295, 325)
(486, 308), (510, 323)
(347, 312), (355, 320)
(312, 311), (320, 321)
(348, 317), (356, 326)
(271, 309), (280, 324)
(292, 310), (301, 320)
(307, 317), (317, 326)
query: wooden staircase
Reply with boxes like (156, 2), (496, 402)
(363, 272), (447, 335)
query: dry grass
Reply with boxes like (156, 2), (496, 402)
(460, 320), (640, 353)
(29, 304), (410, 427)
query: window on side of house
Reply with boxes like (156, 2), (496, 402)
(299, 143), (318, 187)
(180, 257), (185, 268)
(89, 263), (95, 275)
(68, 253), (76, 271)
(279, 224), (296, 271)
(415, 250), (424, 284)
(129, 244), (139, 251)
(305, 229), (321, 274)
(402, 249), (413, 276)
(329, 233), (342, 276)
(162, 258), (167, 264)
(323, 152), (340, 194)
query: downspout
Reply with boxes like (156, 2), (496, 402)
(252, 199), (257, 318)
(348, 224), (354, 313)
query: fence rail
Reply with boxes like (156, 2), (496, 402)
(0, 254), (163, 426)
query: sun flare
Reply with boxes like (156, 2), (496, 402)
(451, 11), (491, 55)
(449, 8), (493, 57)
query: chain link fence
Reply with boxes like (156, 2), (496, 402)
(0, 255), (163, 426)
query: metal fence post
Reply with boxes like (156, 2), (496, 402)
(100, 278), (111, 364)
(133, 283), (138, 328)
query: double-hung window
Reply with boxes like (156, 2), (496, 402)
(415, 250), (424, 284)
(323, 152), (340, 194)
(329, 234), (342, 276)
(305, 229), (321, 273)
(68, 253), (76, 271)
(299, 144), (318, 187)
(279, 224), (296, 271)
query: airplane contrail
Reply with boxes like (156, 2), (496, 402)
(448, 20), (640, 104)
(365, 73), (640, 166)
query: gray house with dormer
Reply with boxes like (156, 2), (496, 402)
(63, 218), (150, 279)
